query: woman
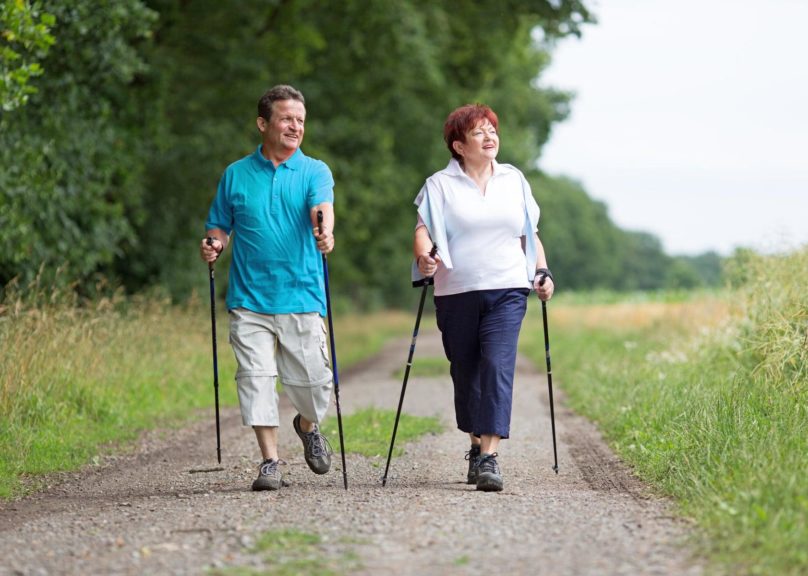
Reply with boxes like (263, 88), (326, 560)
(413, 104), (554, 492)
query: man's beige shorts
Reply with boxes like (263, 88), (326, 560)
(228, 308), (333, 427)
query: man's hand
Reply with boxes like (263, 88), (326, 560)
(200, 237), (224, 263)
(313, 226), (334, 255)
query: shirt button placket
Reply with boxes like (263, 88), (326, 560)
(270, 169), (279, 215)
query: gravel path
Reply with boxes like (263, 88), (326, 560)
(0, 328), (703, 575)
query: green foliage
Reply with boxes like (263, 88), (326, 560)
(520, 248), (808, 575)
(0, 0), (157, 289)
(0, 0), (55, 111)
(534, 174), (624, 289)
(132, 0), (596, 304)
(732, 248), (807, 391)
(2, 0), (718, 303)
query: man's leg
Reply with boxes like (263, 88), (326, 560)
(254, 425), (279, 460)
(275, 313), (334, 474)
(228, 309), (284, 490)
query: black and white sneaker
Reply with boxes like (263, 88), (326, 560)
(252, 458), (283, 491)
(293, 414), (333, 475)
(475, 453), (503, 492)
(465, 445), (481, 485)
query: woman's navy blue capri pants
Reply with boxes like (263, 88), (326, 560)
(434, 288), (529, 439)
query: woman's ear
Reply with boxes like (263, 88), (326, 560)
(452, 139), (464, 158)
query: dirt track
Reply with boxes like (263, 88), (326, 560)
(0, 328), (703, 575)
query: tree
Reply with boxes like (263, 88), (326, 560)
(0, 0), (157, 289)
(0, 0), (54, 112)
(135, 0), (595, 305)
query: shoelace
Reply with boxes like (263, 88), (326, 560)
(477, 453), (500, 475)
(465, 448), (481, 462)
(304, 429), (333, 458)
(259, 459), (279, 476)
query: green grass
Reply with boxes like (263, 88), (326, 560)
(214, 528), (361, 576)
(519, 248), (808, 575)
(321, 407), (443, 459)
(392, 355), (449, 379)
(0, 285), (413, 499)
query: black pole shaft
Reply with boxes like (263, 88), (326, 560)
(318, 211), (348, 490)
(540, 297), (559, 474)
(382, 278), (430, 487)
(382, 244), (437, 486)
(206, 238), (222, 464)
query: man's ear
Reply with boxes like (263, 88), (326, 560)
(256, 116), (267, 134)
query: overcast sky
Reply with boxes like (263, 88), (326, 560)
(538, 0), (808, 256)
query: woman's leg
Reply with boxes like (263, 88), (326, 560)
(474, 288), (529, 440)
(435, 292), (483, 434)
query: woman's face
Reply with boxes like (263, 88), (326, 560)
(455, 119), (499, 165)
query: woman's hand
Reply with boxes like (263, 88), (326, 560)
(534, 268), (555, 301)
(417, 252), (441, 277)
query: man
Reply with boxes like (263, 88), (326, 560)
(199, 84), (336, 491)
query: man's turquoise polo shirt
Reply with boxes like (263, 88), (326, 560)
(206, 145), (334, 316)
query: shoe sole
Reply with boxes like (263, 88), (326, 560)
(476, 473), (503, 492)
(252, 478), (282, 491)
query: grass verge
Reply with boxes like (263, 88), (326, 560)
(519, 248), (807, 575)
(0, 283), (414, 499)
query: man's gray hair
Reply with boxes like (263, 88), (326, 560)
(258, 85), (305, 120)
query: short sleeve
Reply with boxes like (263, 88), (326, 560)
(205, 170), (234, 234)
(306, 160), (335, 209)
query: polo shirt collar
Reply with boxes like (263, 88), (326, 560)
(252, 145), (304, 170)
(445, 157), (507, 177)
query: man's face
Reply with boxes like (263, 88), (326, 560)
(259, 99), (306, 154)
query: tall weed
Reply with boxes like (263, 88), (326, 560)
(520, 247), (808, 575)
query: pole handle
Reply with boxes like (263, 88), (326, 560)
(206, 236), (217, 272)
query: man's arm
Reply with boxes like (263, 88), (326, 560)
(310, 202), (334, 254)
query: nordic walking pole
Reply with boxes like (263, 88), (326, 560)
(382, 244), (438, 487)
(206, 237), (222, 464)
(537, 272), (559, 474)
(317, 211), (348, 490)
